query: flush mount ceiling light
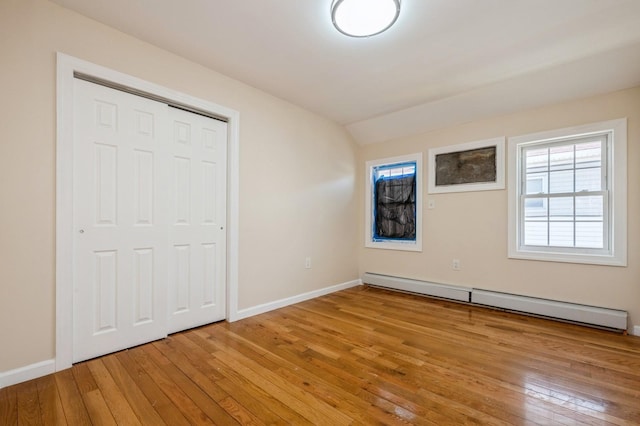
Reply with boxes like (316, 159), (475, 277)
(331, 0), (401, 38)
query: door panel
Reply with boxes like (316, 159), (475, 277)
(73, 79), (170, 362)
(73, 79), (228, 362)
(167, 107), (227, 333)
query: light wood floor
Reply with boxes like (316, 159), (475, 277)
(2, 286), (640, 425)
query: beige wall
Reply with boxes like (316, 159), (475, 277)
(358, 86), (640, 329)
(1, 0), (637, 379)
(0, 0), (359, 372)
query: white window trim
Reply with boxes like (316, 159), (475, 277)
(365, 153), (423, 252)
(427, 136), (505, 194)
(507, 118), (627, 266)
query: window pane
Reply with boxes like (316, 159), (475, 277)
(525, 173), (546, 194)
(374, 162), (416, 180)
(524, 197), (547, 217)
(575, 167), (601, 192)
(549, 222), (574, 247)
(549, 145), (573, 171)
(575, 141), (601, 169)
(576, 222), (603, 248)
(549, 170), (573, 193)
(524, 221), (547, 246)
(576, 195), (603, 220)
(525, 148), (548, 173)
(549, 197), (573, 221)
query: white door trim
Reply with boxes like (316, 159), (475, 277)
(56, 52), (240, 372)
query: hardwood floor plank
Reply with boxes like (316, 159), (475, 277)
(3, 286), (640, 424)
(197, 337), (312, 423)
(0, 383), (18, 426)
(54, 369), (92, 425)
(153, 338), (228, 402)
(127, 345), (215, 425)
(169, 333), (290, 423)
(218, 320), (452, 420)
(142, 343), (240, 425)
(34, 375), (67, 425)
(210, 346), (353, 425)
(352, 314), (616, 422)
(218, 367), (313, 424)
(238, 322), (432, 423)
(81, 389), (117, 426)
(85, 358), (142, 425)
(217, 396), (265, 426)
(207, 323), (407, 425)
(115, 351), (192, 426)
(271, 320), (484, 424)
(100, 354), (166, 425)
(168, 333), (226, 381)
(15, 380), (43, 425)
(188, 331), (317, 424)
(71, 362), (98, 395)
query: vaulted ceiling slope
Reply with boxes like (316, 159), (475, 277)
(52, 0), (640, 144)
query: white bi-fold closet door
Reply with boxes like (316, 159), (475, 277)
(72, 78), (227, 363)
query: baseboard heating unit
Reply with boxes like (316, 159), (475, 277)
(362, 273), (628, 331)
(362, 273), (471, 303)
(471, 289), (628, 330)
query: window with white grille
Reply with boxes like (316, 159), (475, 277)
(508, 119), (627, 266)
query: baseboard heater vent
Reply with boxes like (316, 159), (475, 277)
(471, 289), (628, 331)
(362, 273), (628, 331)
(362, 273), (471, 303)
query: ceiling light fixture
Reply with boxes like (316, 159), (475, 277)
(331, 0), (401, 38)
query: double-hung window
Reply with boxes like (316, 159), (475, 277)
(365, 153), (422, 251)
(508, 119), (627, 266)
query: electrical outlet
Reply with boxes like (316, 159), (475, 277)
(633, 325), (640, 336)
(452, 259), (461, 271)
(305, 257), (311, 269)
(427, 199), (435, 209)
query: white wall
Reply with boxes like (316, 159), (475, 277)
(0, 0), (359, 373)
(358, 86), (640, 330)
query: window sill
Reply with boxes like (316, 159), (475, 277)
(365, 240), (422, 252)
(508, 248), (626, 267)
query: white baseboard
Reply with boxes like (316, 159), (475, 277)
(233, 279), (362, 321)
(0, 359), (55, 389)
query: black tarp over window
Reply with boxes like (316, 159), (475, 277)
(374, 175), (416, 240)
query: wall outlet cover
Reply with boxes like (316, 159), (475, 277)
(633, 325), (640, 336)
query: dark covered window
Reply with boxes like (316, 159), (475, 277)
(372, 162), (416, 242)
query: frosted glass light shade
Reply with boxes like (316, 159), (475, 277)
(331, 0), (401, 38)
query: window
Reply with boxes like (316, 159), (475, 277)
(365, 153), (422, 251)
(508, 119), (627, 266)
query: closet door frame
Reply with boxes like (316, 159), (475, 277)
(56, 52), (240, 372)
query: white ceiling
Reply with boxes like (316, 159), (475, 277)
(52, 0), (640, 144)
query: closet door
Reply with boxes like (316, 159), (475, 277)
(73, 79), (170, 362)
(167, 107), (227, 333)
